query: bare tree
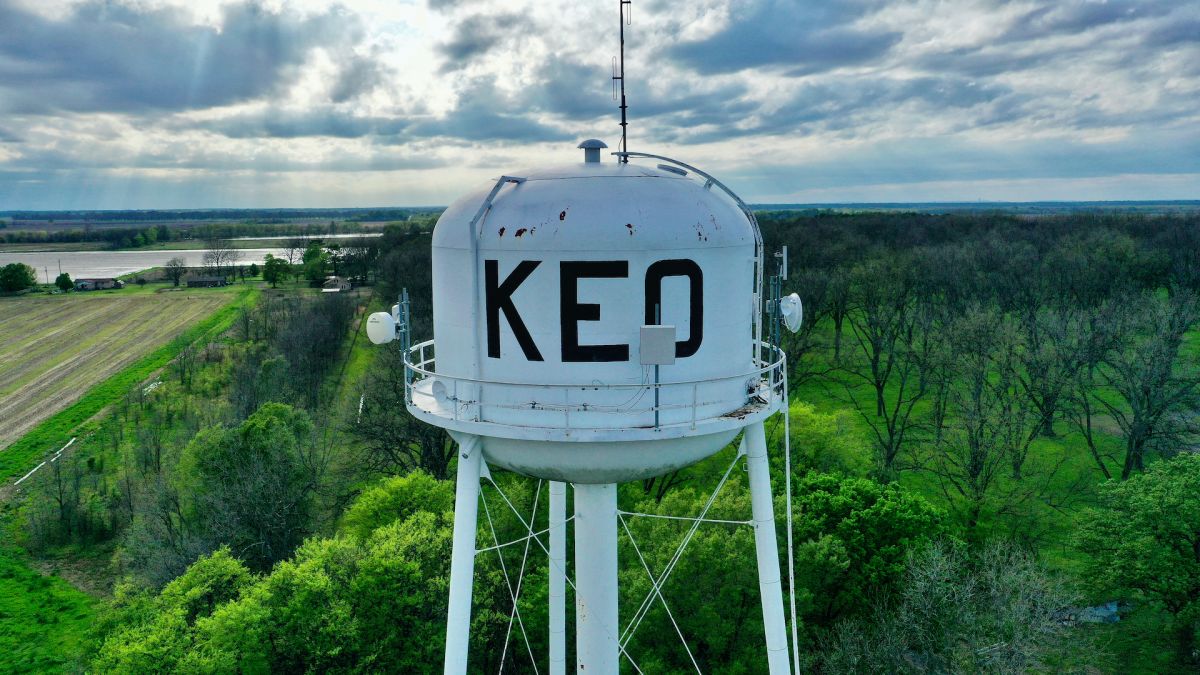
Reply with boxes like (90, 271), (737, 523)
(933, 308), (1040, 531)
(353, 346), (456, 479)
(1014, 307), (1084, 438)
(202, 237), (241, 278)
(163, 256), (187, 287)
(839, 258), (931, 477)
(817, 541), (1087, 674)
(284, 236), (309, 267)
(841, 315), (929, 479)
(825, 267), (852, 361)
(1062, 301), (1126, 479)
(174, 344), (199, 389)
(779, 268), (834, 386)
(1097, 290), (1200, 479)
(845, 258), (914, 418)
(135, 409), (169, 475)
(641, 470), (687, 503)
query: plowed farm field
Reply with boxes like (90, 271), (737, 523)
(0, 293), (229, 449)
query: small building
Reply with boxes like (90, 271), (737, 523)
(187, 277), (227, 288)
(322, 276), (352, 293)
(74, 278), (123, 291)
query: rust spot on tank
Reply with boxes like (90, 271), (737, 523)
(497, 227), (505, 237)
(559, 210), (567, 221)
(515, 228), (528, 237)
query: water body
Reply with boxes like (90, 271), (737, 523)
(0, 248), (288, 283)
(229, 233), (382, 241)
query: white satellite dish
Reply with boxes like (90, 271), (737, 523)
(780, 293), (803, 333)
(366, 311), (397, 344)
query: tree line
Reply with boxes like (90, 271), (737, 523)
(12, 212), (1200, 671)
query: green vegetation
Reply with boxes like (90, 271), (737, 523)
(0, 262), (36, 292)
(1079, 454), (1200, 661)
(0, 549), (95, 672)
(262, 253), (288, 287)
(4, 212), (1200, 672)
(0, 288), (253, 482)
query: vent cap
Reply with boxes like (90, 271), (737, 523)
(577, 139), (608, 163)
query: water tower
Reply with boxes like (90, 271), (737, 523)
(365, 5), (801, 672)
(369, 141), (797, 673)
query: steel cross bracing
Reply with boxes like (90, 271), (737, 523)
(474, 428), (802, 674)
(481, 476), (647, 674)
(481, 478), (542, 672)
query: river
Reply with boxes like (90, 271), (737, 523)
(0, 248), (289, 283)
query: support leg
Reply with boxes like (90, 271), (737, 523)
(445, 435), (484, 675)
(574, 483), (619, 674)
(744, 422), (791, 675)
(549, 481), (567, 675)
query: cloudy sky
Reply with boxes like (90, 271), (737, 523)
(0, 0), (1196, 209)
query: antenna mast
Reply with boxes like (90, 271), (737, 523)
(614, 0), (631, 162)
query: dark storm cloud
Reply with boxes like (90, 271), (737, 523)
(438, 12), (525, 69)
(520, 56), (755, 128)
(1143, 13), (1200, 46)
(330, 56), (387, 103)
(525, 58), (612, 120)
(427, 0), (483, 12)
(190, 76), (569, 144)
(192, 108), (409, 140)
(410, 81), (571, 143)
(654, 75), (1021, 144)
(0, 142), (446, 173)
(668, 0), (900, 75)
(0, 1), (366, 113)
(918, 1), (1195, 78)
(380, 108), (564, 142)
(724, 131), (1200, 194)
(1002, 0), (1173, 42)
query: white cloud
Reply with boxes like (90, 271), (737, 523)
(0, 0), (1196, 208)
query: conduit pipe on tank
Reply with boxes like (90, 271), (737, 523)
(467, 176), (526, 401)
(614, 151), (765, 363)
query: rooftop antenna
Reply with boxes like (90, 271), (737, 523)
(612, 0), (631, 162)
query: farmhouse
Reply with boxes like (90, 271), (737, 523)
(74, 278), (123, 291)
(187, 277), (227, 288)
(322, 276), (352, 293)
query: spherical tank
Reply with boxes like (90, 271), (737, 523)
(410, 148), (775, 483)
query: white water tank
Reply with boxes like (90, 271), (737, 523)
(408, 142), (779, 483)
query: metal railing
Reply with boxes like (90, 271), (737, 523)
(402, 340), (786, 432)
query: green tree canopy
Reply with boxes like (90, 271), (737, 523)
(340, 470), (454, 540)
(791, 472), (948, 626)
(1078, 454), (1200, 655)
(92, 547), (253, 672)
(54, 272), (73, 291)
(261, 254), (288, 288)
(0, 262), (37, 292)
(175, 403), (319, 571)
(93, 509), (456, 672)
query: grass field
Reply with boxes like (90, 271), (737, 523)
(0, 549), (95, 673)
(0, 290), (240, 451)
